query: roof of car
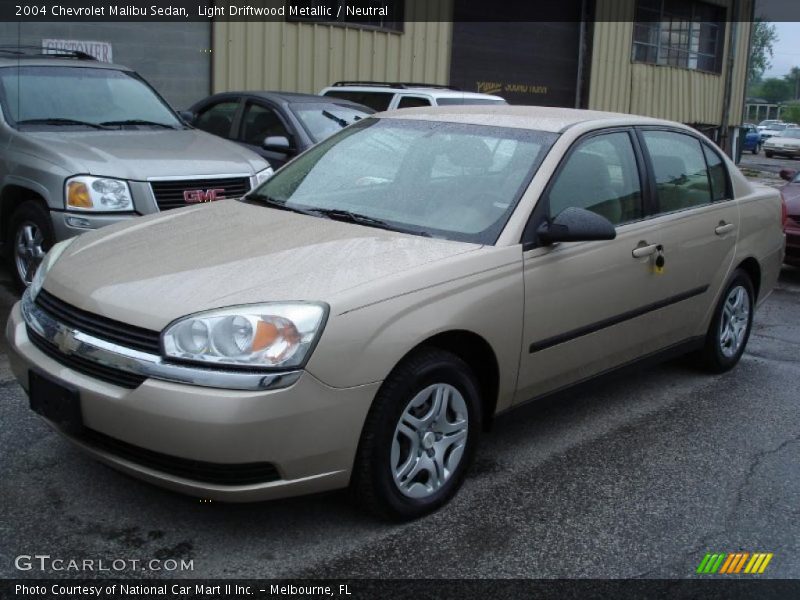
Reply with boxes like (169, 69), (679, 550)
(205, 90), (371, 106)
(321, 83), (503, 101)
(375, 105), (682, 133)
(0, 56), (130, 70)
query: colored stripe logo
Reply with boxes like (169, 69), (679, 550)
(696, 552), (773, 574)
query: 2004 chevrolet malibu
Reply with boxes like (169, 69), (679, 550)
(7, 106), (786, 519)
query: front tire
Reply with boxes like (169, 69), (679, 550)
(7, 201), (55, 291)
(351, 348), (482, 520)
(765, 150), (774, 158)
(698, 269), (754, 373)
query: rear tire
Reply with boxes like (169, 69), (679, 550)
(351, 348), (482, 520)
(7, 201), (55, 292)
(697, 269), (754, 373)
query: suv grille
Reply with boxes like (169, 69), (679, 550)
(150, 177), (251, 211)
(35, 290), (161, 354)
(28, 327), (147, 389)
(77, 428), (281, 485)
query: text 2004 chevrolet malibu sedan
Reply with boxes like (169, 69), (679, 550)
(7, 106), (785, 519)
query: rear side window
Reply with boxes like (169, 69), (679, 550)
(323, 90), (393, 111)
(642, 131), (712, 213)
(702, 144), (729, 201)
(397, 96), (432, 108)
(195, 101), (238, 138)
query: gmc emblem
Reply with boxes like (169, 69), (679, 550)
(183, 188), (226, 203)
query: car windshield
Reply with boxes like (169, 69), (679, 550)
(781, 128), (800, 138)
(0, 66), (182, 129)
(436, 97), (507, 106)
(248, 117), (556, 244)
(768, 124), (788, 131)
(291, 103), (373, 142)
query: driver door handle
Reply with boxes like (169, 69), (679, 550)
(715, 222), (735, 236)
(632, 243), (659, 258)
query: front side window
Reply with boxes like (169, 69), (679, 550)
(643, 130), (713, 213)
(632, 0), (725, 73)
(195, 101), (239, 138)
(0, 66), (181, 129)
(548, 132), (643, 226)
(250, 118), (556, 244)
(240, 103), (290, 145)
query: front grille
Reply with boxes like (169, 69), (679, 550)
(791, 215), (800, 227)
(36, 290), (161, 354)
(28, 327), (147, 389)
(150, 177), (251, 211)
(77, 428), (281, 485)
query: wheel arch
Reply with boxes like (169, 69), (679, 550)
(735, 256), (761, 301)
(0, 184), (48, 245)
(400, 329), (501, 431)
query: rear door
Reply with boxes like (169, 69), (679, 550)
(635, 128), (738, 342)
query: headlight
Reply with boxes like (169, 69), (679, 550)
(255, 167), (273, 187)
(29, 237), (75, 300)
(162, 303), (327, 369)
(66, 176), (134, 211)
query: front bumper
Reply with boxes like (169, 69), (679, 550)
(764, 145), (800, 156)
(6, 302), (379, 501)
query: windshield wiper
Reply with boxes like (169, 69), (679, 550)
(246, 193), (324, 217)
(16, 118), (109, 129)
(321, 110), (348, 128)
(100, 119), (177, 129)
(317, 208), (430, 236)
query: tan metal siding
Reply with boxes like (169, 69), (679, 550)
(212, 1), (452, 95)
(589, 0), (752, 126)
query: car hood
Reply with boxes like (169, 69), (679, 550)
(42, 200), (481, 331)
(766, 135), (800, 145)
(14, 128), (269, 179)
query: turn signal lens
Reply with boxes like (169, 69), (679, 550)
(67, 181), (93, 209)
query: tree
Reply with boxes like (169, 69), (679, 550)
(781, 102), (800, 124)
(785, 66), (800, 100)
(759, 78), (792, 104)
(748, 20), (778, 83)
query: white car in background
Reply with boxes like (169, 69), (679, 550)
(320, 81), (506, 112)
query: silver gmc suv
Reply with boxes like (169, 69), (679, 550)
(0, 49), (272, 289)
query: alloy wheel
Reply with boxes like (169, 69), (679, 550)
(719, 285), (750, 358)
(391, 383), (469, 499)
(14, 221), (46, 286)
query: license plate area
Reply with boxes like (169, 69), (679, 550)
(29, 370), (83, 434)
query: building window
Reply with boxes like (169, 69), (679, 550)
(632, 0), (725, 73)
(288, 0), (404, 33)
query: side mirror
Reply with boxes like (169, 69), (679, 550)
(537, 207), (616, 245)
(178, 110), (195, 125)
(263, 135), (292, 153)
(779, 168), (797, 182)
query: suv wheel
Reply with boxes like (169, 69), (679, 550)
(8, 202), (54, 291)
(351, 348), (481, 520)
(698, 269), (754, 373)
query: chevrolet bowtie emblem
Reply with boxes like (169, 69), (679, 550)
(54, 329), (81, 355)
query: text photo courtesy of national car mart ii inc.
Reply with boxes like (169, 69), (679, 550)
(30, 3), (392, 19)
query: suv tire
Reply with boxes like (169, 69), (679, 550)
(8, 201), (54, 291)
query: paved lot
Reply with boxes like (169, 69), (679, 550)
(0, 254), (798, 580)
(739, 148), (800, 177)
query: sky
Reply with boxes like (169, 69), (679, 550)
(764, 22), (800, 78)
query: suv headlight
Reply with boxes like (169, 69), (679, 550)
(66, 176), (134, 211)
(162, 303), (327, 369)
(29, 237), (75, 301)
(254, 167), (273, 187)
